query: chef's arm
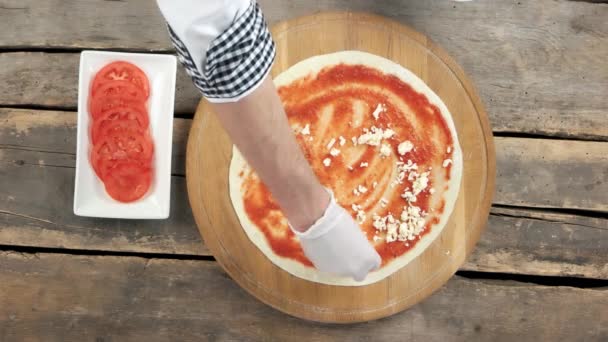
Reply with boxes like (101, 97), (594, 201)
(156, 0), (328, 231)
(212, 76), (329, 231)
(156, 0), (380, 280)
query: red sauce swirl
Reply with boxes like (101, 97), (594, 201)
(240, 64), (454, 266)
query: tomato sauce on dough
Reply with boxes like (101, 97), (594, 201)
(240, 64), (454, 267)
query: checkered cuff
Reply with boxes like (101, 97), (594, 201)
(167, 2), (276, 103)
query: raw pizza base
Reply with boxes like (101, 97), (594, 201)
(229, 51), (463, 286)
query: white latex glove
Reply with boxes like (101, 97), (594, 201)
(291, 191), (382, 281)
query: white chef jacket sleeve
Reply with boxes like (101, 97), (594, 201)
(156, 0), (276, 103)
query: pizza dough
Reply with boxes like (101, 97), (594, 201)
(229, 51), (462, 286)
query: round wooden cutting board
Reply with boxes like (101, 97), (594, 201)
(186, 12), (495, 323)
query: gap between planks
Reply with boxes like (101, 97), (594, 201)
(0, 244), (606, 290)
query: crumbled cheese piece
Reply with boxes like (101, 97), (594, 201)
(329, 148), (341, 157)
(353, 188), (360, 196)
(408, 171), (418, 182)
(372, 215), (386, 231)
(391, 159), (420, 188)
(398, 141), (414, 156)
(396, 206), (427, 242)
(357, 126), (384, 146)
(373, 235), (383, 242)
(372, 181), (378, 188)
(356, 210), (366, 223)
(327, 138), (336, 150)
(400, 208), (409, 222)
(372, 103), (385, 120)
(386, 220), (399, 242)
(443, 159), (453, 167)
(447, 146), (452, 154)
(323, 158), (331, 167)
(351, 137), (358, 146)
(351, 204), (361, 212)
(357, 185), (368, 194)
(339, 136), (346, 146)
(380, 144), (392, 157)
(360, 162), (369, 168)
(401, 189), (417, 203)
(301, 124), (310, 135)
(401, 160), (418, 173)
(383, 129), (395, 139)
(429, 188), (436, 194)
(412, 171), (430, 195)
(348, 166), (354, 171)
(372, 205), (430, 244)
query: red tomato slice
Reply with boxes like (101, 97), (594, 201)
(91, 61), (150, 98)
(91, 80), (146, 104)
(91, 106), (149, 144)
(92, 128), (154, 170)
(91, 153), (150, 181)
(89, 96), (146, 120)
(104, 161), (152, 202)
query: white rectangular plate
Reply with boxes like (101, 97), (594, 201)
(74, 50), (177, 219)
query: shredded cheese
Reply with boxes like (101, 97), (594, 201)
(301, 124), (310, 135)
(398, 141), (414, 155)
(380, 144), (392, 157)
(372, 103), (385, 120)
(326, 138), (336, 150)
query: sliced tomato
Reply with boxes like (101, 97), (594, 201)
(93, 129), (154, 162)
(91, 106), (149, 144)
(89, 96), (147, 120)
(104, 161), (152, 202)
(91, 61), (150, 98)
(90, 80), (146, 104)
(90, 149), (105, 179)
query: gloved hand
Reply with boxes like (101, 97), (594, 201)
(291, 191), (381, 281)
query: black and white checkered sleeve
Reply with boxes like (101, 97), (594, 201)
(167, 2), (276, 103)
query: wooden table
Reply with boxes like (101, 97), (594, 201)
(0, 0), (606, 340)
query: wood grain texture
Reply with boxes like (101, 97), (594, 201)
(0, 0), (606, 139)
(0, 108), (205, 255)
(1, 108), (606, 279)
(187, 12), (495, 322)
(0, 53), (200, 114)
(466, 207), (608, 279)
(0, 252), (607, 342)
(495, 137), (608, 212)
(1, 98), (606, 212)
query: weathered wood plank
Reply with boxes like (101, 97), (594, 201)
(0, 53), (200, 114)
(1, 1), (606, 139)
(2, 109), (606, 211)
(0, 109), (205, 255)
(495, 137), (608, 212)
(1, 108), (607, 279)
(465, 207), (608, 279)
(0, 108), (189, 175)
(0, 253), (606, 341)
